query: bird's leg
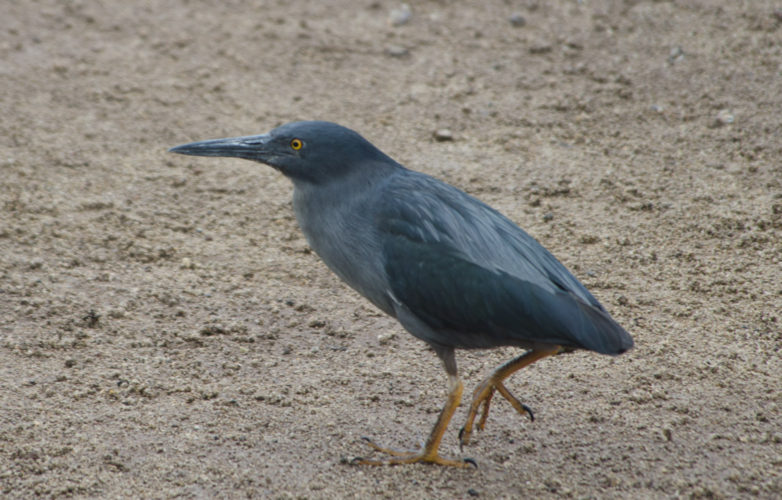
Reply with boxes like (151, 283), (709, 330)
(353, 347), (475, 467)
(459, 347), (559, 448)
(354, 374), (474, 467)
(360, 378), (461, 459)
(472, 381), (532, 434)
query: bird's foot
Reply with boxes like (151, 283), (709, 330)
(351, 437), (476, 468)
(459, 380), (533, 449)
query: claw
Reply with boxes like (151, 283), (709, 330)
(523, 403), (535, 422)
(463, 457), (478, 468)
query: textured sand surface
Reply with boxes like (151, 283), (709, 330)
(1, 1), (780, 498)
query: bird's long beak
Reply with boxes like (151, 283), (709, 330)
(168, 134), (272, 161)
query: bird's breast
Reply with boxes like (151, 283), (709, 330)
(292, 184), (396, 317)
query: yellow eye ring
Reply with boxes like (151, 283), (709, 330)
(290, 138), (303, 150)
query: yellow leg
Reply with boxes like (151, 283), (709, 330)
(353, 375), (475, 467)
(459, 347), (559, 448)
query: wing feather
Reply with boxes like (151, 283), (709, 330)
(377, 172), (632, 354)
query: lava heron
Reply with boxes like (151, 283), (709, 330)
(170, 121), (633, 467)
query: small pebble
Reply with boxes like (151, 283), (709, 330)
(529, 43), (552, 55)
(715, 109), (734, 126)
(389, 4), (412, 26)
(433, 129), (454, 142)
(668, 46), (684, 63)
(385, 45), (409, 58)
(509, 13), (526, 27)
(378, 332), (397, 345)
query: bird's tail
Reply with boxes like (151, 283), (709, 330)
(561, 294), (634, 355)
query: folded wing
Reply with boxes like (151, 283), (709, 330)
(377, 172), (633, 355)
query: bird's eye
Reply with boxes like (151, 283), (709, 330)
(290, 138), (303, 151)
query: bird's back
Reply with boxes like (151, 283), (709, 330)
(378, 172), (595, 299)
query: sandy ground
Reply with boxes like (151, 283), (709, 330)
(1, 0), (781, 498)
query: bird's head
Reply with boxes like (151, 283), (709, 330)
(169, 121), (396, 184)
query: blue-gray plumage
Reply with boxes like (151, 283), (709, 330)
(170, 121), (633, 467)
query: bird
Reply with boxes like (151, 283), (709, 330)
(169, 121), (633, 467)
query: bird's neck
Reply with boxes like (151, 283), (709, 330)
(290, 159), (402, 205)
(291, 166), (390, 223)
